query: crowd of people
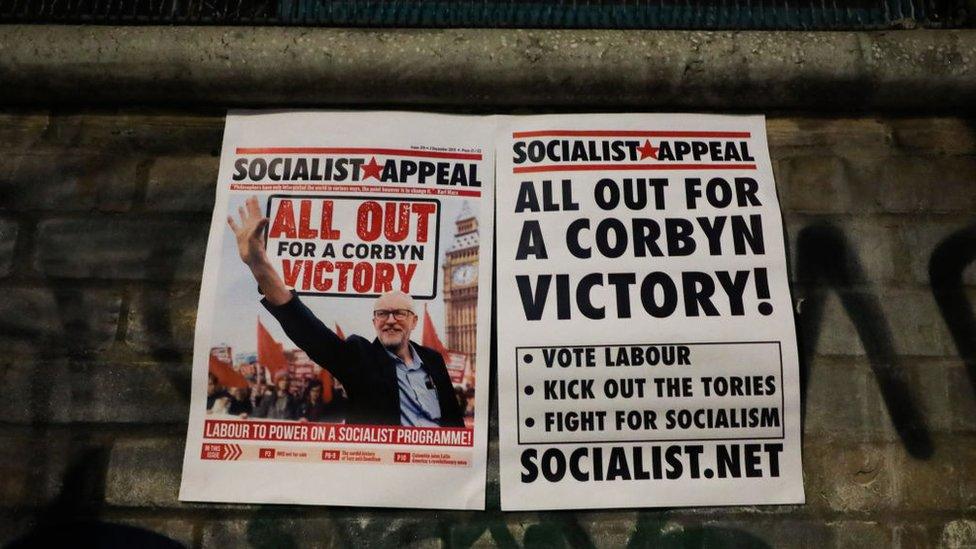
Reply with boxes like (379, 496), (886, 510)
(206, 371), (348, 423)
(207, 369), (474, 426)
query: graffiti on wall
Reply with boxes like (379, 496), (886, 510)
(3, 215), (974, 547)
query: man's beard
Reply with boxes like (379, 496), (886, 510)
(379, 329), (406, 351)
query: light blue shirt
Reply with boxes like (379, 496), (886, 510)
(387, 345), (442, 427)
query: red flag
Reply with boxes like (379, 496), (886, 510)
(311, 323), (344, 402)
(422, 304), (448, 358)
(318, 368), (335, 402)
(257, 319), (288, 377)
(209, 349), (248, 389)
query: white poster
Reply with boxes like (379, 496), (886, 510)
(495, 114), (804, 510)
(180, 111), (493, 509)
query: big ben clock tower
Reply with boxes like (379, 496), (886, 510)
(443, 202), (479, 377)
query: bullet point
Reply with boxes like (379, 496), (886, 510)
(525, 418), (535, 427)
(523, 354), (533, 364)
(524, 386), (534, 395)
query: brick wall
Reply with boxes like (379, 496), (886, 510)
(0, 112), (973, 547)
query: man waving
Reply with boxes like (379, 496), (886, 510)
(228, 196), (463, 427)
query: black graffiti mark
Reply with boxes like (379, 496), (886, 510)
(335, 512), (447, 548)
(132, 246), (193, 400)
(5, 518), (183, 549)
(523, 520), (573, 548)
(929, 224), (976, 398)
(1, 155), (195, 546)
(322, 510), (521, 548)
(4, 446), (185, 549)
(1, 119), (197, 548)
(795, 223), (933, 459)
(3, 220), (117, 546)
(627, 513), (772, 548)
(245, 514), (298, 548)
(448, 513), (520, 548)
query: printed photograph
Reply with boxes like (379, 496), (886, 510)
(205, 194), (481, 429)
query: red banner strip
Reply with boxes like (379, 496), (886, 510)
(204, 419), (474, 447)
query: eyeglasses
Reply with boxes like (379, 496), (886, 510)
(373, 309), (415, 320)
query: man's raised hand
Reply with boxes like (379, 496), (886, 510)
(226, 195), (291, 305)
(227, 195), (270, 267)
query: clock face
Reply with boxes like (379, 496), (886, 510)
(452, 264), (477, 285)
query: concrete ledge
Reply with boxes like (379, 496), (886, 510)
(0, 26), (974, 110)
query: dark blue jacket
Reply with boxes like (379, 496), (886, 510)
(263, 294), (464, 427)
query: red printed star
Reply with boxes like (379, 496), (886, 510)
(637, 139), (659, 160)
(361, 156), (382, 180)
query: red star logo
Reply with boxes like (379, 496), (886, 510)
(361, 156), (382, 181)
(637, 139), (659, 160)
